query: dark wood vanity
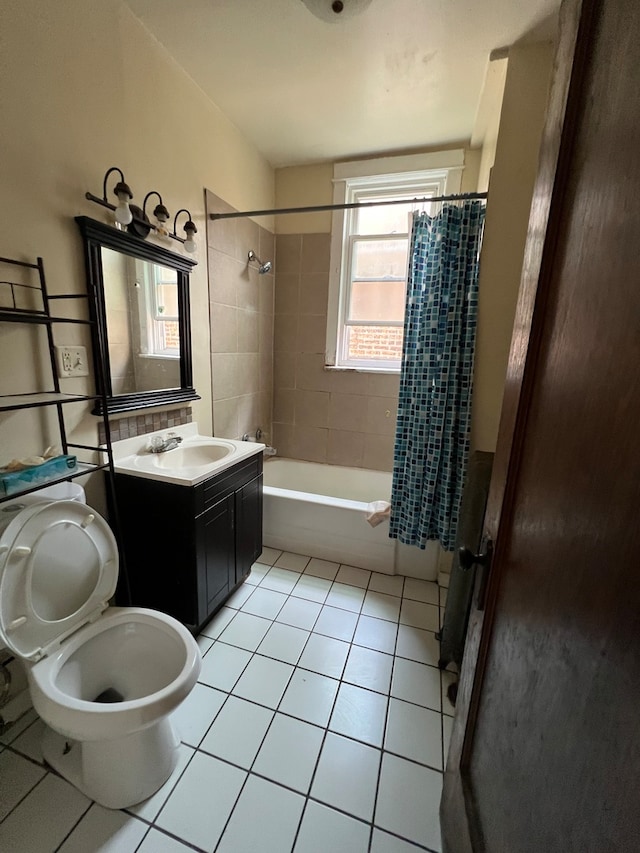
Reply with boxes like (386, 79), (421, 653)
(115, 452), (262, 633)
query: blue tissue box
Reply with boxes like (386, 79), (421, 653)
(0, 455), (78, 497)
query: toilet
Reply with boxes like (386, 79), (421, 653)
(0, 499), (201, 809)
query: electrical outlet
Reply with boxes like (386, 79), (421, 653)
(54, 345), (90, 378)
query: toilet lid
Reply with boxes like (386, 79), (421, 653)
(0, 501), (118, 661)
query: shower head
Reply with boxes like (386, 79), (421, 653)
(247, 250), (272, 275)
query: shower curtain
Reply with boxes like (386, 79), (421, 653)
(389, 200), (485, 551)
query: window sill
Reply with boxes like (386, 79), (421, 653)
(324, 364), (400, 375)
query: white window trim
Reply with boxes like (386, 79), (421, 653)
(326, 150), (464, 372)
(137, 262), (180, 360)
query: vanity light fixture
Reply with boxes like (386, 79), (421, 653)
(143, 191), (170, 237)
(99, 167), (134, 225)
(85, 168), (193, 250)
(173, 209), (197, 254)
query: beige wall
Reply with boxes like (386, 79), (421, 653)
(471, 42), (554, 451)
(206, 191), (275, 443)
(0, 0), (273, 504)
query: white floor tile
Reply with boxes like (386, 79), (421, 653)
(385, 697), (443, 769)
(259, 546), (282, 565)
(399, 599), (440, 631)
(198, 642), (252, 692)
(278, 668), (340, 727)
(403, 577), (440, 605)
(375, 752), (443, 851)
(0, 708), (38, 746)
(0, 774), (90, 853)
(298, 633), (350, 679)
(0, 749), (46, 821)
(361, 590), (401, 622)
(343, 645), (394, 695)
(313, 604), (358, 642)
(216, 774), (305, 853)
(276, 596), (322, 630)
(156, 752), (246, 851)
(241, 586), (288, 619)
(200, 695), (273, 768)
(232, 655), (294, 708)
(325, 582), (366, 613)
(275, 551), (311, 572)
(225, 583), (255, 610)
(369, 572), (404, 597)
(335, 564), (371, 588)
(57, 803), (147, 852)
(292, 574), (332, 603)
(329, 682), (388, 747)
(441, 670), (457, 717)
(371, 828), (428, 852)
(137, 828), (195, 853)
(253, 713), (324, 793)
(170, 683), (226, 747)
(258, 621), (310, 664)
(391, 658), (442, 712)
(199, 606), (236, 639)
(443, 715), (454, 768)
(353, 614), (398, 654)
(311, 732), (380, 821)
(295, 801), (370, 853)
(11, 718), (46, 765)
(396, 624), (441, 667)
(219, 610), (272, 651)
(246, 561), (271, 584)
(261, 566), (302, 593)
(197, 634), (214, 656)
(304, 557), (340, 580)
(127, 745), (194, 821)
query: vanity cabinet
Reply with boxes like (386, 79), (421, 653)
(114, 453), (262, 632)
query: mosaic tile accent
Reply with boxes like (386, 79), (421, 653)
(390, 202), (485, 551)
(98, 406), (192, 445)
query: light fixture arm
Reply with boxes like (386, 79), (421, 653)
(143, 190), (170, 223)
(102, 167), (130, 203)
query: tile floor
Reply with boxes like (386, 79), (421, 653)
(0, 548), (455, 853)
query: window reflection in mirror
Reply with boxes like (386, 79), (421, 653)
(102, 248), (181, 394)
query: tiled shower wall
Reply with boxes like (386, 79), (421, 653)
(273, 234), (399, 471)
(206, 191), (274, 442)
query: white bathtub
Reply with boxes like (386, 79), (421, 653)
(262, 458), (439, 579)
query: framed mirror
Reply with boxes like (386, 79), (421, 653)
(76, 216), (200, 414)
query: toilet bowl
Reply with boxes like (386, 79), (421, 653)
(0, 500), (201, 809)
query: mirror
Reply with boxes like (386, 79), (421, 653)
(76, 216), (200, 414)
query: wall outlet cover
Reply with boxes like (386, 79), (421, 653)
(54, 345), (90, 378)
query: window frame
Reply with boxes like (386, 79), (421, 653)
(137, 261), (181, 360)
(326, 151), (464, 372)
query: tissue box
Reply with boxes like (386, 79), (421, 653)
(0, 455), (78, 497)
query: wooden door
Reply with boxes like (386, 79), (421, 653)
(441, 0), (640, 850)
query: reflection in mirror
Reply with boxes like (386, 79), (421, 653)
(102, 249), (181, 394)
(76, 216), (199, 414)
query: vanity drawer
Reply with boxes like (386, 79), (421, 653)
(196, 454), (262, 516)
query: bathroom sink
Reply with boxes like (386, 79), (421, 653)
(111, 426), (264, 487)
(145, 442), (234, 470)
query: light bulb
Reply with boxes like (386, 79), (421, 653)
(115, 191), (133, 225)
(184, 235), (197, 253)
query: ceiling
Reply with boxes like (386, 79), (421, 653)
(124, 0), (559, 168)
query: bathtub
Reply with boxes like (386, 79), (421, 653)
(262, 458), (439, 579)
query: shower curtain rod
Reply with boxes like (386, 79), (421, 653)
(208, 191), (488, 221)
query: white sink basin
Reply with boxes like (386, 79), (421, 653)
(135, 441), (235, 472)
(111, 426), (264, 486)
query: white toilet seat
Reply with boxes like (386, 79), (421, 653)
(0, 501), (117, 661)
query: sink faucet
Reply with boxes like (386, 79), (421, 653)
(148, 433), (183, 453)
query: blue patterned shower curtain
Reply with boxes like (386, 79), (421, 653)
(389, 201), (485, 551)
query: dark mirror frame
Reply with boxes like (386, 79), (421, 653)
(75, 216), (200, 415)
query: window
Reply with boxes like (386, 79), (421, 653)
(137, 262), (180, 358)
(326, 151), (464, 371)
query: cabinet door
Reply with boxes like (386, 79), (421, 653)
(200, 493), (235, 615)
(235, 474), (263, 584)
